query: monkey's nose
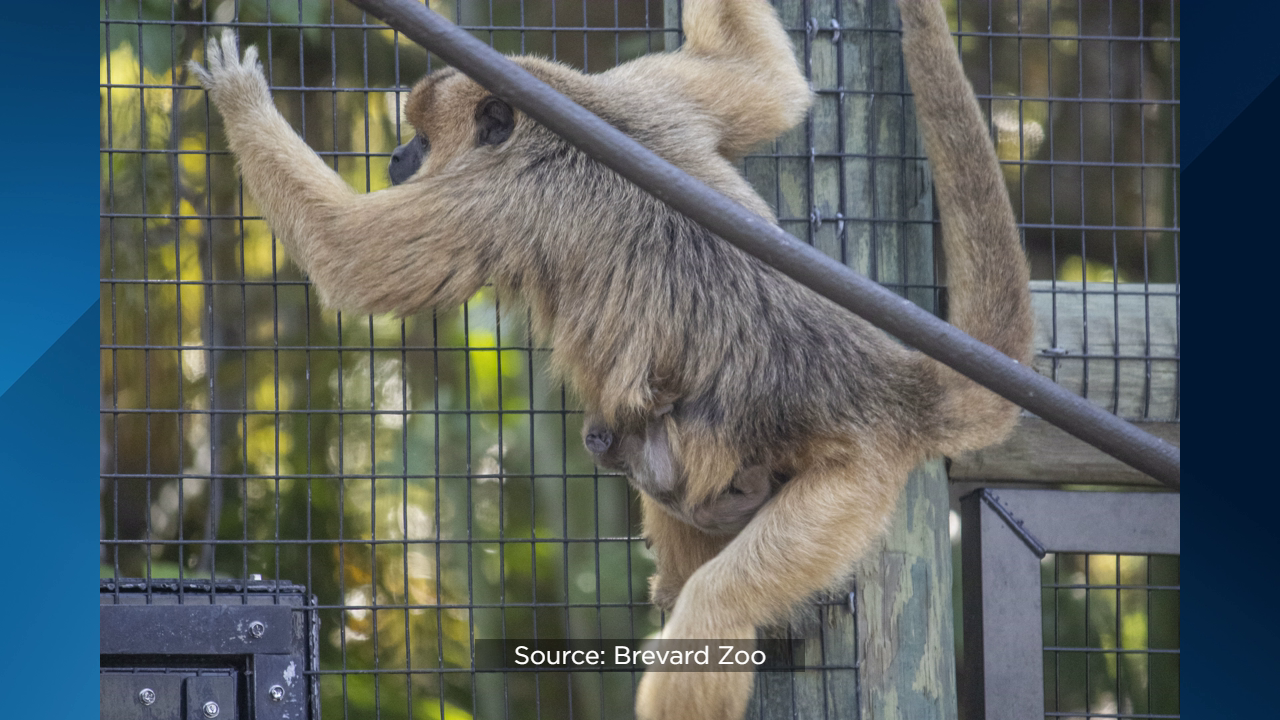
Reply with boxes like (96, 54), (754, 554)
(389, 135), (425, 185)
(584, 428), (614, 454)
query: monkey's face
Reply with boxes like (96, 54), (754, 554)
(390, 67), (518, 184)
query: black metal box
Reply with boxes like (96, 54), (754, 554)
(101, 579), (319, 720)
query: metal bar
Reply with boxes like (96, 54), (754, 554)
(962, 487), (1180, 720)
(983, 487), (1180, 556)
(100, 604), (295, 655)
(977, 490), (1047, 558)
(342, 0), (1179, 488)
(960, 488), (1045, 720)
(101, 17), (1184, 42)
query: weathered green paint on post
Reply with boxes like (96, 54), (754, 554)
(741, 460), (956, 720)
(847, 458), (958, 720)
(665, 1), (958, 717)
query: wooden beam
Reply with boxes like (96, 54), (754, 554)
(951, 280), (1179, 485)
(949, 416), (1180, 486)
(1023, 280), (1179, 421)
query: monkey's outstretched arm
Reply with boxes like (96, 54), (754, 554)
(190, 31), (494, 314)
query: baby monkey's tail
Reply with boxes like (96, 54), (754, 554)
(899, 0), (1034, 453)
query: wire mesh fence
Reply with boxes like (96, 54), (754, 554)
(1042, 553), (1180, 720)
(100, 1), (1179, 718)
(951, 0), (1180, 421)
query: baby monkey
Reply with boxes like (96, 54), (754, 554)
(583, 406), (785, 536)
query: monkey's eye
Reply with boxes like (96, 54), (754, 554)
(475, 97), (515, 146)
(725, 484), (746, 496)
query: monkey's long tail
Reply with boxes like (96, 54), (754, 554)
(899, 0), (1034, 453)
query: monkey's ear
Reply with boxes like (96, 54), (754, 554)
(475, 97), (515, 146)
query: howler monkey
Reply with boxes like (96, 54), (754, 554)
(191, 0), (1031, 718)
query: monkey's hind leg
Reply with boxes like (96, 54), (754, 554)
(641, 493), (732, 611)
(634, 451), (911, 720)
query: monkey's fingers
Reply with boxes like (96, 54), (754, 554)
(188, 29), (263, 92)
(634, 600), (756, 720)
(186, 32), (221, 90)
(187, 59), (214, 90)
(189, 29), (271, 116)
(219, 28), (240, 70)
(241, 45), (260, 71)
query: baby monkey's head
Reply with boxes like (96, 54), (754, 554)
(582, 407), (783, 536)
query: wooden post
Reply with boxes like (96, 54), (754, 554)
(763, 0), (959, 715)
(664, 0), (958, 716)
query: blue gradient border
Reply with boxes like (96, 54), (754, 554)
(1182, 3), (1279, 717)
(0, 6), (99, 712)
(0, 1), (1260, 716)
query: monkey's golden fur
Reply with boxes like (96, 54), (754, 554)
(192, 1), (1031, 717)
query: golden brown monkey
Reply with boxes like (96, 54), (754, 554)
(191, 0), (1031, 717)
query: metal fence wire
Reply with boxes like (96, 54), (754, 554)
(1042, 553), (1180, 719)
(99, 1), (1179, 719)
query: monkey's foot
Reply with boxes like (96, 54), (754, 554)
(635, 610), (756, 720)
(635, 662), (754, 720)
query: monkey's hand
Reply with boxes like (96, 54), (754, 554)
(187, 30), (272, 123)
(635, 586), (755, 720)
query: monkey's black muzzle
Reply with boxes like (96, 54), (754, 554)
(388, 135), (427, 185)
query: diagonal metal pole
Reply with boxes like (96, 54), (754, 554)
(344, 0), (1180, 489)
